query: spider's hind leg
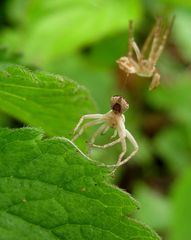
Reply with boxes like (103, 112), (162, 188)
(117, 130), (138, 167)
(110, 137), (127, 174)
(111, 129), (138, 174)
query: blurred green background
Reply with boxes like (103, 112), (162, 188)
(0, 0), (191, 239)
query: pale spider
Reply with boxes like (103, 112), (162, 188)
(72, 96), (138, 172)
(117, 16), (175, 90)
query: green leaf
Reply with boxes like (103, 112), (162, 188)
(0, 48), (22, 65)
(0, 111), (12, 128)
(169, 168), (191, 240)
(4, 0), (143, 65)
(0, 64), (96, 138)
(49, 53), (115, 112)
(0, 127), (160, 240)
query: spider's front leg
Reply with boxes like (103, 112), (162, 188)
(148, 18), (162, 64)
(73, 114), (103, 134)
(72, 118), (103, 141)
(149, 69), (160, 90)
(128, 20), (133, 58)
(151, 16), (175, 66)
(132, 41), (142, 62)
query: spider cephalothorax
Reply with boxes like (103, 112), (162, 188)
(111, 96), (129, 114)
(72, 96), (138, 173)
(117, 17), (175, 90)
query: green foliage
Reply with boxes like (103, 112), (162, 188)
(50, 53), (115, 112)
(0, 48), (22, 65)
(153, 126), (191, 173)
(173, 10), (191, 62)
(0, 111), (12, 127)
(0, 127), (159, 240)
(169, 168), (191, 240)
(146, 77), (191, 173)
(161, 0), (191, 8)
(0, 64), (96, 137)
(3, 0), (142, 65)
(147, 77), (191, 126)
(134, 184), (170, 230)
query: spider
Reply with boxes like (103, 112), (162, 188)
(72, 96), (138, 172)
(117, 16), (175, 90)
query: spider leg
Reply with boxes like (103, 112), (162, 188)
(126, 21), (141, 61)
(72, 119), (103, 141)
(110, 129), (117, 139)
(102, 125), (110, 135)
(92, 137), (121, 149)
(151, 16), (175, 65)
(128, 20), (134, 58)
(149, 69), (160, 90)
(87, 124), (109, 154)
(117, 137), (127, 164)
(148, 17), (162, 64)
(109, 120), (128, 172)
(93, 137), (122, 169)
(141, 19), (156, 58)
(117, 129), (138, 167)
(73, 114), (103, 134)
(109, 136), (127, 174)
(132, 41), (142, 62)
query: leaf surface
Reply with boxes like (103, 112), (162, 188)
(0, 127), (160, 240)
(0, 64), (96, 138)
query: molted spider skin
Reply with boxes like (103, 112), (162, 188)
(117, 17), (175, 90)
(72, 96), (138, 173)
